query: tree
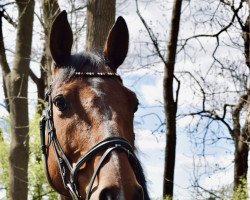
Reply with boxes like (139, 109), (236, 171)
(162, 0), (182, 198)
(28, 0), (60, 115)
(0, 0), (35, 199)
(85, 0), (116, 51)
(136, 0), (182, 198)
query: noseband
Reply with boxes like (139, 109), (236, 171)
(40, 72), (142, 199)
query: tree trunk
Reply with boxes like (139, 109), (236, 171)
(0, 11), (10, 112)
(231, 93), (248, 199)
(42, 0), (60, 82)
(85, 0), (116, 51)
(232, 3), (250, 199)
(32, 0), (60, 114)
(6, 0), (35, 199)
(234, 133), (248, 195)
(163, 0), (182, 198)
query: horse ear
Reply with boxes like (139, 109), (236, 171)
(103, 16), (129, 72)
(50, 10), (73, 66)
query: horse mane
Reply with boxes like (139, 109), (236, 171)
(136, 159), (150, 200)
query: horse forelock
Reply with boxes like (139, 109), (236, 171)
(53, 51), (107, 84)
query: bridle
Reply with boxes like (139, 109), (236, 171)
(40, 72), (143, 200)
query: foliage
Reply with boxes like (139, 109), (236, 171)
(0, 113), (57, 199)
(190, 179), (248, 200)
(164, 195), (173, 200)
(0, 116), (10, 199)
(28, 113), (57, 199)
(232, 178), (248, 200)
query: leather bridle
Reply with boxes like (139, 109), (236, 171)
(40, 72), (143, 200)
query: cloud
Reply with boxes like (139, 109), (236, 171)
(135, 129), (165, 150)
(134, 129), (165, 198)
(196, 155), (234, 189)
(140, 78), (163, 105)
(203, 169), (233, 189)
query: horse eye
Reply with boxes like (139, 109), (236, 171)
(53, 95), (67, 111)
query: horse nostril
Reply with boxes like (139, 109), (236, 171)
(99, 188), (118, 200)
(99, 186), (144, 200)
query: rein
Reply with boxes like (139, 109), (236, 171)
(40, 72), (141, 200)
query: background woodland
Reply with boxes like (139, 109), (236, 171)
(0, 0), (249, 199)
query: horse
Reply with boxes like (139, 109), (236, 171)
(40, 11), (150, 200)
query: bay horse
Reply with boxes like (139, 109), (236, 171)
(40, 11), (150, 200)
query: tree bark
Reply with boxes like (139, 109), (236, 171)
(30, 0), (60, 114)
(231, 93), (248, 199)
(0, 10), (10, 112)
(42, 0), (60, 81)
(4, 0), (35, 199)
(234, 133), (248, 190)
(232, 3), (250, 198)
(163, 0), (182, 198)
(85, 0), (116, 51)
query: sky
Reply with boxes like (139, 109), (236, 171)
(0, 0), (249, 199)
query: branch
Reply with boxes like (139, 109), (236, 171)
(211, 37), (224, 68)
(2, 9), (17, 28)
(0, 10), (11, 76)
(3, 77), (10, 112)
(68, 5), (87, 14)
(187, 110), (233, 134)
(34, 11), (44, 29)
(141, 112), (166, 134)
(174, 75), (180, 105)
(222, 104), (235, 119)
(193, 182), (222, 199)
(180, 72), (233, 134)
(179, 0), (244, 53)
(221, 0), (245, 29)
(0, 2), (15, 7)
(32, 190), (57, 199)
(181, 71), (207, 110)
(29, 68), (39, 85)
(232, 93), (248, 140)
(0, 0), (10, 111)
(135, 0), (166, 65)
